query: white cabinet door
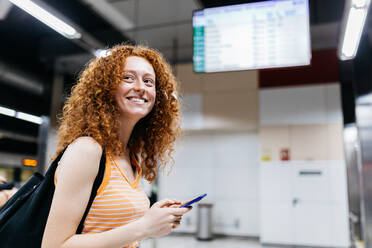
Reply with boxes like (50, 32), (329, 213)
(292, 164), (333, 246)
(260, 203), (293, 244)
(293, 203), (333, 246)
(292, 164), (330, 202)
(260, 162), (349, 247)
(260, 164), (293, 244)
(260, 164), (292, 202)
(331, 204), (350, 247)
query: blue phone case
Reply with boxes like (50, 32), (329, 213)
(180, 193), (207, 208)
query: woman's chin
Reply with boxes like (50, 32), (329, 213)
(122, 110), (150, 122)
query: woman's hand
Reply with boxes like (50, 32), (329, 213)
(0, 175), (7, 184)
(166, 199), (193, 229)
(0, 191), (8, 208)
(138, 199), (192, 238)
(0, 176), (17, 208)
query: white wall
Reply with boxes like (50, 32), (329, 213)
(259, 84), (342, 125)
(260, 123), (344, 161)
(163, 65), (346, 239)
(259, 83), (344, 161)
(260, 161), (350, 247)
(158, 131), (260, 236)
(177, 63), (258, 131)
(258, 83), (349, 246)
(157, 63), (260, 236)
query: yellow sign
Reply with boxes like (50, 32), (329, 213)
(23, 159), (38, 167)
(261, 148), (272, 162)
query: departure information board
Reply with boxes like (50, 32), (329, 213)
(193, 0), (311, 73)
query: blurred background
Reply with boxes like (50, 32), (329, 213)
(1, 0), (372, 247)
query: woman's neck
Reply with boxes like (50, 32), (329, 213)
(118, 115), (138, 152)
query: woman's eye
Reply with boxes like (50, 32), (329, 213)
(144, 79), (154, 85)
(124, 75), (134, 81)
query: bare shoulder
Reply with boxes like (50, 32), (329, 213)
(69, 136), (102, 155)
(56, 137), (103, 182)
(43, 137), (103, 247)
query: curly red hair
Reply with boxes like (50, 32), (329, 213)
(55, 44), (181, 182)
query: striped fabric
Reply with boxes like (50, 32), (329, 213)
(81, 151), (150, 248)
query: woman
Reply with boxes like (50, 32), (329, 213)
(0, 176), (17, 208)
(42, 45), (191, 248)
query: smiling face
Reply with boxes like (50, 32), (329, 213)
(115, 56), (156, 122)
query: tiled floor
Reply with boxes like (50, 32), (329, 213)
(140, 235), (269, 248)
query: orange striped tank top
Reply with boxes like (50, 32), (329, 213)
(82, 151), (150, 248)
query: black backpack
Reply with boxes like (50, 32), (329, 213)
(0, 149), (106, 248)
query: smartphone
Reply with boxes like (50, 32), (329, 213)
(180, 193), (207, 208)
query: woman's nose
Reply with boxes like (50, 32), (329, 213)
(133, 79), (145, 92)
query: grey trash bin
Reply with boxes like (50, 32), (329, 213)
(196, 203), (213, 241)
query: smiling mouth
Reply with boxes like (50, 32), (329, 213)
(126, 97), (148, 103)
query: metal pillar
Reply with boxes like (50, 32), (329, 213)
(42, 72), (64, 172)
(340, 57), (363, 245)
(341, 32), (372, 247)
(37, 116), (50, 174)
(354, 33), (372, 246)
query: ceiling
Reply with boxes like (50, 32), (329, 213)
(0, 0), (347, 156)
(57, 0), (346, 75)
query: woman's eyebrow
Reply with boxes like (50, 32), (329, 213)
(124, 70), (155, 78)
(143, 72), (155, 78)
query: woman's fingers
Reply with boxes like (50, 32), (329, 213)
(170, 216), (182, 229)
(169, 203), (182, 208)
(172, 219), (182, 229)
(163, 199), (182, 208)
(153, 198), (183, 208)
(0, 192), (8, 207)
(153, 199), (176, 208)
(154, 198), (189, 209)
(181, 206), (193, 213)
(168, 207), (190, 216)
(5, 188), (17, 199)
(170, 216), (182, 222)
(0, 176), (7, 183)
(145, 198), (192, 234)
(169, 214), (183, 229)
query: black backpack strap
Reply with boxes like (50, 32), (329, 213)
(76, 150), (106, 234)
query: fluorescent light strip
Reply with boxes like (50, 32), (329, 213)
(353, 0), (368, 8)
(0, 105), (42, 125)
(9, 0), (81, 39)
(0, 106), (16, 117)
(341, 7), (368, 58)
(16, 112), (42, 125)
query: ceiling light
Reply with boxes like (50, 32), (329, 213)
(341, 7), (368, 59)
(353, 0), (368, 8)
(16, 112), (42, 125)
(0, 106), (16, 117)
(9, 0), (81, 39)
(0, 105), (43, 124)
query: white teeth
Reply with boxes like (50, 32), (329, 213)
(129, 98), (145, 103)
